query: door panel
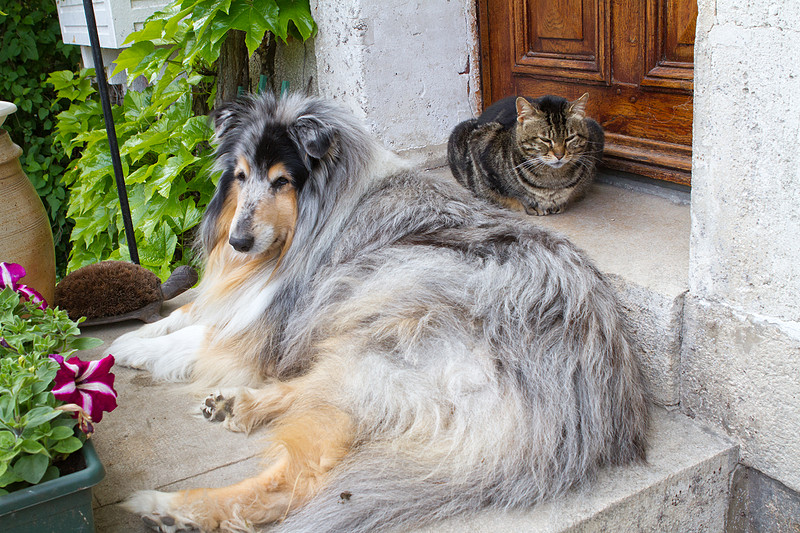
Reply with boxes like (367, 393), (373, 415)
(513, 0), (609, 83)
(480, 0), (697, 185)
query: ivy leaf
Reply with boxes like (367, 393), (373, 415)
(182, 115), (213, 151)
(276, 0), (316, 42)
(127, 18), (166, 43)
(112, 41), (156, 77)
(47, 70), (77, 92)
(226, 0), (280, 55)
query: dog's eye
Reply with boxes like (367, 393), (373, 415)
(234, 170), (246, 181)
(272, 177), (290, 189)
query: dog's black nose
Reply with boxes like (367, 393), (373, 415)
(229, 235), (254, 252)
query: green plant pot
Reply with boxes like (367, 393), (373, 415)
(0, 439), (105, 532)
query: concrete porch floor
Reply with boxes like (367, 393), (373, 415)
(75, 167), (735, 531)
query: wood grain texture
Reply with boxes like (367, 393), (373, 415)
(480, 0), (697, 184)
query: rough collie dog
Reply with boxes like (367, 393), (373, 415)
(110, 93), (648, 533)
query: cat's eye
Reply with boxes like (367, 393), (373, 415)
(538, 137), (553, 146)
(565, 135), (577, 142)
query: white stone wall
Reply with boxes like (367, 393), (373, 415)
(686, 0), (800, 492)
(309, 0), (479, 151)
(691, 0), (800, 322)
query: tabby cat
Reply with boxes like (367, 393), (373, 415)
(447, 93), (604, 215)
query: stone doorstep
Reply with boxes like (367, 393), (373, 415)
(420, 408), (737, 533)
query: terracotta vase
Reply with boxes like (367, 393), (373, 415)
(0, 128), (56, 304)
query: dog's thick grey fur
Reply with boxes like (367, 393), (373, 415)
(206, 94), (649, 532)
(120, 93), (648, 532)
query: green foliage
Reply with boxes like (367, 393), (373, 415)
(54, 0), (316, 279)
(0, 288), (103, 494)
(50, 69), (213, 279)
(0, 1), (82, 278)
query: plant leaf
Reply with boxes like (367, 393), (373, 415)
(53, 436), (82, 455)
(13, 453), (49, 484)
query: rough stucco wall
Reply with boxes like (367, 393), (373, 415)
(686, 0), (800, 493)
(690, 0), (800, 323)
(309, 0), (477, 150)
(682, 296), (800, 492)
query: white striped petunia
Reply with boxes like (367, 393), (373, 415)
(0, 262), (26, 290)
(15, 284), (47, 310)
(0, 262), (47, 309)
(50, 354), (118, 427)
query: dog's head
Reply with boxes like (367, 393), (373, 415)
(202, 94), (338, 258)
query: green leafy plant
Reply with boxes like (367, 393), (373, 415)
(52, 0), (316, 279)
(0, 1), (82, 278)
(50, 69), (213, 280)
(0, 263), (110, 495)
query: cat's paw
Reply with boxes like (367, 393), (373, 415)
(524, 204), (563, 216)
(524, 204), (547, 216)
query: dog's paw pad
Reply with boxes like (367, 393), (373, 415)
(141, 513), (198, 532)
(201, 391), (235, 422)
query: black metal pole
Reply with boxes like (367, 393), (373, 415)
(82, 0), (140, 264)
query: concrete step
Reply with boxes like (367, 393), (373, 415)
(423, 166), (691, 408)
(421, 407), (737, 533)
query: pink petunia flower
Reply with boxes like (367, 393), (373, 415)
(0, 262), (25, 290)
(0, 262), (47, 309)
(49, 354), (118, 427)
(15, 284), (47, 310)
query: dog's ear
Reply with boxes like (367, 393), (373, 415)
(290, 116), (336, 160)
(210, 101), (244, 143)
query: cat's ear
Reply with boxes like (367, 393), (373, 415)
(568, 93), (590, 118)
(516, 97), (540, 123)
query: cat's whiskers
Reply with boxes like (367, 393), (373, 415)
(515, 157), (544, 171)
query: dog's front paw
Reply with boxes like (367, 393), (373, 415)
(107, 332), (148, 369)
(122, 491), (200, 532)
(201, 391), (244, 432)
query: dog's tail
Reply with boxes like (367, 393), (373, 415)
(272, 444), (535, 533)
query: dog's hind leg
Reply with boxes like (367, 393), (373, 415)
(124, 404), (354, 533)
(201, 382), (295, 433)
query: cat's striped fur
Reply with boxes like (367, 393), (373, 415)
(448, 94), (604, 216)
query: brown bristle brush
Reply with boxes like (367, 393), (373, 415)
(54, 261), (198, 326)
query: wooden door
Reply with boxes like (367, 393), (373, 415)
(478, 0), (697, 185)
